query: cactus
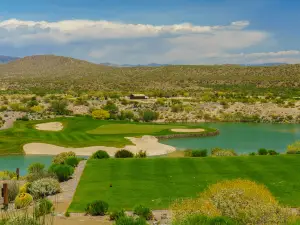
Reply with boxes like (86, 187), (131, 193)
(14, 193), (33, 209)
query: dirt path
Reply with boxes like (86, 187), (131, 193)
(49, 160), (86, 214)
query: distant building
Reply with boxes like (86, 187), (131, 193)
(129, 94), (149, 99)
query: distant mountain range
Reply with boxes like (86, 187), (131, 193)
(0, 55), (290, 67)
(99, 62), (170, 67)
(240, 63), (288, 66)
(0, 55), (20, 63)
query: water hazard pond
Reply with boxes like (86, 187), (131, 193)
(160, 123), (300, 154)
(0, 123), (299, 175)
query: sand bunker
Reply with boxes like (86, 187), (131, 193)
(23, 135), (176, 156)
(171, 128), (205, 133)
(35, 122), (63, 131)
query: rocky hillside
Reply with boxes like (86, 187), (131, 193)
(0, 55), (299, 92)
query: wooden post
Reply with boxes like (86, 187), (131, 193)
(16, 168), (20, 180)
(3, 183), (8, 206)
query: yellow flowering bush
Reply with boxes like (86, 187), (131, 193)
(171, 179), (295, 225)
(19, 182), (31, 193)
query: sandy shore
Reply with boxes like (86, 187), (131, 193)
(23, 135), (176, 156)
(35, 122), (63, 131)
(171, 128), (205, 133)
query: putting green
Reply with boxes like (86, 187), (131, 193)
(87, 124), (186, 134)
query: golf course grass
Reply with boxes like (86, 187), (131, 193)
(0, 116), (213, 155)
(69, 155), (300, 212)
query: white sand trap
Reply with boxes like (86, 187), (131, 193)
(35, 122), (63, 131)
(171, 128), (205, 133)
(23, 135), (176, 156)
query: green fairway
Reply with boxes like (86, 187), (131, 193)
(0, 116), (212, 155)
(69, 155), (300, 212)
(87, 124), (187, 134)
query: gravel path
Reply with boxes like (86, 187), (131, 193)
(49, 160), (87, 213)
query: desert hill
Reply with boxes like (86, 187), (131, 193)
(0, 55), (299, 92)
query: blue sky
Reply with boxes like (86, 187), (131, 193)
(0, 0), (300, 64)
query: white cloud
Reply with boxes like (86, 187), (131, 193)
(0, 18), (299, 64)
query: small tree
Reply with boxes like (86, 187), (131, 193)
(92, 109), (110, 120)
(50, 100), (69, 115)
(141, 110), (159, 122)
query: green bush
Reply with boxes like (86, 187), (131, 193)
(28, 163), (45, 174)
(14, 193), (33, 209)
(141, 110), (159, 122)
(85, 200), (109, 216)
(115, 216), (147, 225)
(34, 198), (54, 217)
(64, 156), (79, 167)
(109, 209), (125, 221)
(173, 214), (238, 225)
(133, 205), (153, 220)
(249, 152), (256, 156)
(268, 149), (279, 155)
(115, 150), (134, 158)
(135, 150), (147, 158)
(48, 164), (74, 182)
(52, 151), (76, 164)
(258, 148), (268, 155)
(91, 150), (110, 159)
(185, 149), (207, 157)
(28, 178), (61, 198)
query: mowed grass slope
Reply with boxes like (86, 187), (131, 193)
(69, 155), (300, 212)
(0, 116), (211, 155)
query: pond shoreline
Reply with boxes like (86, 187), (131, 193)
(156, 130), (220, 140)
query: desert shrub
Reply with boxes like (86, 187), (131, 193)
(17, 115), (29, 121)
(50, 100), (70, 115)
(26, 170), (55, 183)
(15, 193), (33, 209)
(119, 110), (135, 120)
(185, 149), (207, 157)
(28, 178), (61, 198)
(133, 205), (153, 220)
(6, 216), (39, 225)
(91, 150), (110, 159)
(115, 216), (147, 225)
(115, 149), (134, 158)
(135, 150), (147, 158)
(92, 109), (110, 120)
(8, 180), (20, 202)
(34, 198), (54, 217)
(211, 148), (237, 157)
(28, 163), (45, 174)
(64, 156), (79, 167)
(48, 164), (74, 182)
(258, 148), (268, 155)
(85, 200), (109, 216)
(287, 141), (300, 152)
(19, 182), (31, 193)
(109, 209), (126, 221)
(0, 171), (11, 180)
(52, 151), (76, 164)
(172, 214), (238, 225)
(201, 179), (292, 224)
(268, 149), (279, 155)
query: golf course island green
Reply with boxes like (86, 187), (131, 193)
(0, 116), (217, 156)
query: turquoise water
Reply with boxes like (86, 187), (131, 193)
(160, 123), (300, 153)
(0, 155), (53, 176)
